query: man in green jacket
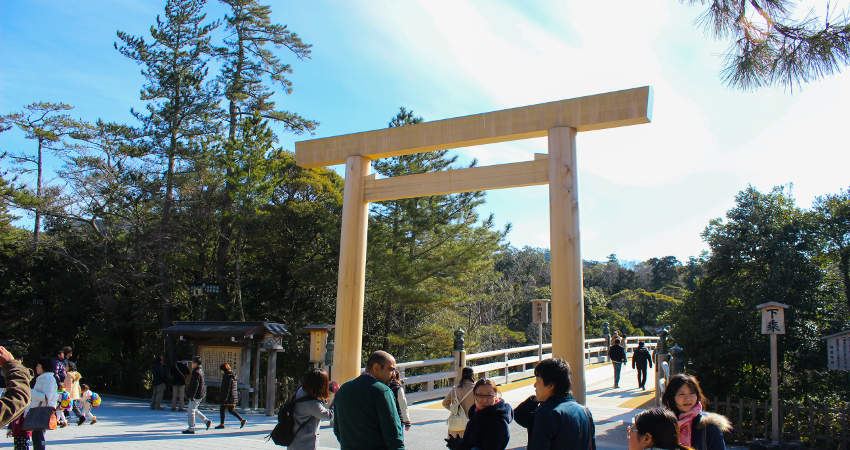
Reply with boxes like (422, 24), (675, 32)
(0, 346), (32, 427)
(333, 351), (405, 450)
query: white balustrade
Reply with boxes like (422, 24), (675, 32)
(383, 336), (659, 403)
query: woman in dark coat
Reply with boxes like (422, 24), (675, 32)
(447, 379), (513, 450)
(215, 363), (246, 429)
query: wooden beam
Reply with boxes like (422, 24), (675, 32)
(333, 156), (371, 383)
(295, 86), (652, 168)
(547, 127), (586, 404)
(363, 158), (549, 203)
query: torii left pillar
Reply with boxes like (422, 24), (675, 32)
(332, 155), (371, 382)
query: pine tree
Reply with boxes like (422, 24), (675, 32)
(116, 0), (219, 359)
(685, 0), (850, 89)
(0, 102), (77, 248)
(214, 0), (316, 318)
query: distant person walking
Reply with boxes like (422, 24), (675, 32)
(388, 369), (411, 431)
(524, 358), (595, 450)
(632, 341), (653, 390)
(60, 347), (76, 372)
(150, 355), (167, 410)
(608, 338), (627, 388)
(182, 356), (211, 434)
(170, 360), (188, 411)
(662, 374), (730, 450)
(29, 358), (59, 450)
(628, 407), (692, 450)
(446, 378), (513, 450)
(442, 367), (476, 438)
(214, 363), (245, 429)
(333, 350), (404, 450)
(289, 368), (334, 450)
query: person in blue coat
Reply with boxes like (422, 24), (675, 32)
(525, 358), (596, 450)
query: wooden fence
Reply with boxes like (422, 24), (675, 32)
(711, 397), (850, 449)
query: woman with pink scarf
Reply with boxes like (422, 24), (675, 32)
(661, 374), (731, 450)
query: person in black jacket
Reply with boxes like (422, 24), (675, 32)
(170, 360), (188, 411)
(631, 341), (653, 390)
(182, 356), (211, 434)
(607, 338), (628, 388)
(447, 378), (513, 450)
(513, 394), (539, 441)
(215, 362), (246, 429)
(150, 355), (167, 410)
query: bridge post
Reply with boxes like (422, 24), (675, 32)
(332, 155), (371, 383)
(453, 329), (466, 383)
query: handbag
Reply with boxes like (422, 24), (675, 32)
(446, 387), (472, 431)
(23, 406), (58, 431)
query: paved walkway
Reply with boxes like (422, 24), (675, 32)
(0, 364), (656, 449)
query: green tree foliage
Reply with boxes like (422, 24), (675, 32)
(672, 186), (849, 402)
(811, 188), (850, 311)
(1, 102), (78, 247)
(684, 0), (850, 90)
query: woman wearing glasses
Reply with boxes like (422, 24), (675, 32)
(446, 379), (513, 450)
(661, 374), (730, 450)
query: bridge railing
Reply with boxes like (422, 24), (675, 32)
(397, 336), (658, 403)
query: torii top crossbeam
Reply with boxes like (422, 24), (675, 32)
(295, 86), (652, 168)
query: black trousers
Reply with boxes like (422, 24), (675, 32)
(220, 405), (244, 424)
(636, 366), (648, 388)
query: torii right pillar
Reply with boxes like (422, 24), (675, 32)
(548, 126), (586, 404)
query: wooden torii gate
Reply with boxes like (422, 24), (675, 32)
(295, 86), (653, 404)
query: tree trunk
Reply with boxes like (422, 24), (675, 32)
(33, 139), (42, 248)
(215, 29), (246, 320)
(840, 249), (850, 313)
(159, 136), (177, 363)
(234, 228), (246, 321)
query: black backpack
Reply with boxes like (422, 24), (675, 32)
(268, 394), (314, 446)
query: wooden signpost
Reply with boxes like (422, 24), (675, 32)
(295, 86), (653, 404)
(756, 301), (789, 443)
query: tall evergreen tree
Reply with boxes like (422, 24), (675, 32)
(116, 0), (219, 359)
(214, 0), (316, 318)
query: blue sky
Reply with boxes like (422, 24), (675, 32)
(2, 1), (848, 262)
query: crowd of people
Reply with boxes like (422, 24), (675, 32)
(281, 349), (731, 450)
(0, 342), (732, 449)
(0, 345), (102, 450)
(149, 356), (249, 434)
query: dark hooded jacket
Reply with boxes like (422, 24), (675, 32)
(527, 394), (595, 450)
(632, 346), (653, 370)
(689, 412), (731, 450)
(219, 369), (238, 405)
(514, 395), (539, 440)
(186, 365), (206, 400)
(460, 399), (513, 450)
